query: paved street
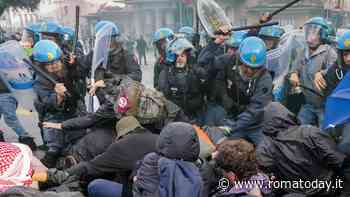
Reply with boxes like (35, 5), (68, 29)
(0, 50), (156, 146)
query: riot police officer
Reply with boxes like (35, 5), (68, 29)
(219, 37), (273, 145)
(32, 40), (84, 167)
(178, 26), (195, 43)
(289, 17), (337, 126)
(38, 21), (62, 44)
(153, 27), (174, 90)
(158, 38), (206, 123)
(87, 21), (141, 105)
(258, 25), (285, 51)
(321, 30), (350, 155)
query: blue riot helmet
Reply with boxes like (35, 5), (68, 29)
(337, 30), (350, 50)
(304, 17), (329, 48)
(239, 37), (267, 68)
(39, 21), (62, 44)
(153, 28), (174, 57)
(225, 30), (248, 49)
(21, 24), (38, 50)
(258, 25), (284, 50)
(178, 26), (194, 42)
(32, 40), (62, 64)
(153, 27), (174, 43)
(61, 27), (75, 41)
(95, 20), (120, 37)
(23, 24), (41, 45)
(94, 21), (121, 51)
(166, 37), (194, 64)
(259, 25), (285, 39)
(336, 30), (350, 67)
(95, 20), (109, 33)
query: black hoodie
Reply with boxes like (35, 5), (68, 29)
(257, 102), (345, 195)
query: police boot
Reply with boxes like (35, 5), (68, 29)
(18, 136), (37, 151)
(41, 151), (60, 168)
(0, 130), (4, 142)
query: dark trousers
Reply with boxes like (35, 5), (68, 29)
(88, 179), (123, 197)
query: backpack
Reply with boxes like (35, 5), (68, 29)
(158, 157), (203, 197)
(114, 78), (168, 124)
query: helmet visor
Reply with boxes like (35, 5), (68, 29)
(304, 24), (321, 46)
(20, 30), (34, 48)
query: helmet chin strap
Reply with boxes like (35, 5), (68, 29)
(175, 62), (186, 68)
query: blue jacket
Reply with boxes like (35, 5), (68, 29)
(222, 69), (273, 134)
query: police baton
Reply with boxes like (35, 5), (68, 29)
(267, 0), (302, 20)
(23, 58), (71, 97)
(72, 6), (80, 55)
(230, 21), (279, 32)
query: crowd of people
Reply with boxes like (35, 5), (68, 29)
(0, 13), (350, 197)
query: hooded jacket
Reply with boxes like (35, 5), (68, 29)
(257, 102), (345, 195)
(134, 122), (202, 197)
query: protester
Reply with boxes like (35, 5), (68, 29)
(85, 21), (142, 106)
(133, 122), (202, 197)
(201, 139), (271, 197)
(257, 102), (345, 196)
(258, 25), (285, 51)
(44, 116), (158, 196)
(0, 142), (47, 192)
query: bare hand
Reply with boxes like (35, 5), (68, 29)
(218, 25), (230, 34)
(32, 171), (48, 182)
(289, 73), (300, 87)
(42, 122), (63, 130)
(88, 80), (105, 96)
(54, 83), (67, 97)
(260, 12), (271, 23)
(69, 53), (76, 65)
(314, 71), (327, 92)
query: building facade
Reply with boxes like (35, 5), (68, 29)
(0, 8), (39, 32)
(84, 0), (346, 41)
(84, 0), (179, 42)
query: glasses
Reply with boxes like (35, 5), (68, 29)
(214, 30), (231, 36)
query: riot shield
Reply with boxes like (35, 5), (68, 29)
(197, 0), (232, 37)
(88, 23), (113, 112)
(0, 40), (37, 118)
(0, 40), (35, 90)
(266, 29), (307, 100)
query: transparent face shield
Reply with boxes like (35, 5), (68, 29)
(304, 24), (321, 48)
(20, 30), (34, 48)
(155, 39), (169, 57)
(41, 33), (60, 44)
(91, 24), (113, 79)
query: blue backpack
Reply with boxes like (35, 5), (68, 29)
(158, 157), (203, 197)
